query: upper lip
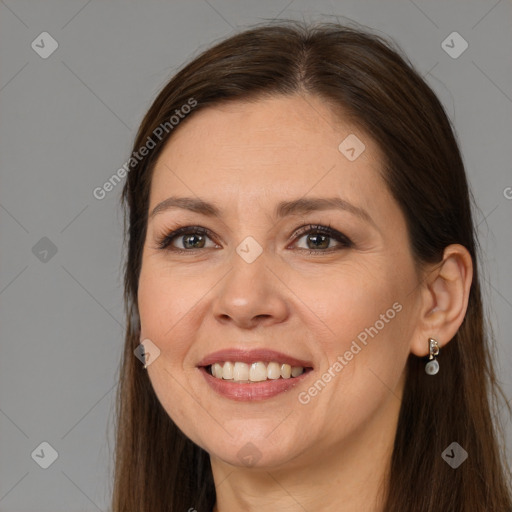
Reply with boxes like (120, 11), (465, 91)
(197, 349), (314, 368)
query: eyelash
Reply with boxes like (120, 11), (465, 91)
(155, 223), (353, 255)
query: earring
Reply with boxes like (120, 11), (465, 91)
(425, 338), (440, 375)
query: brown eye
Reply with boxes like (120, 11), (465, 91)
(293, 224), (353, 253)
(156, 226), (217, 251)
(180, 233), (206, 249)
(302, 232), (331, 250)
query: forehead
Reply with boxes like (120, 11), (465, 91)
(149, 94), (388, 215)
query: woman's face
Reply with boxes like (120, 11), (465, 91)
(138, 94), (424, 469)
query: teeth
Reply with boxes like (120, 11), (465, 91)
(208, 361), (307, 382)
(212, 363), (222, 378)
(267, 362), (281, 380)
(233, 362), (249, 381)
(291, 366), (304, 377)
(249, 362), (267, 382)
(222, 362), (233, 380)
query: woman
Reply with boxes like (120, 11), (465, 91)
(112, 21), (512, 511)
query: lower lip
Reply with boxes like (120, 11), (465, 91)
(198, 366), (313, 401)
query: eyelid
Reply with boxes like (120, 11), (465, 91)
(154, 223), (353, 253)
(154, 225), (218, 251)
(289, 223), (353, 251)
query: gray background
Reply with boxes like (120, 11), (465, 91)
(1, 0), (511, 510)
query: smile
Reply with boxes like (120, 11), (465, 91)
(208, 361), (307, 382)
(196, 348), (314, 400)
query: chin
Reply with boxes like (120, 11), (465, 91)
(196, 426), (307, 470)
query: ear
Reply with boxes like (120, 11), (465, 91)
(409, 244), (473, 357)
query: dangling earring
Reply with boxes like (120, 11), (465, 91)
(425, 338), (440, 375)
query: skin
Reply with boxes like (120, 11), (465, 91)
(137, 94), (473, 512)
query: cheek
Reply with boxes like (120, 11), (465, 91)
(316, 269), (403, 340)
(137, 264), (194, 357)
(139, 254), (195, 319)
(310, 286), (410, 435)
(316, 266), (412, 386)
(137, 267), (204, 436)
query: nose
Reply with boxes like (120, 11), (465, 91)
(212, 248), (290, 330)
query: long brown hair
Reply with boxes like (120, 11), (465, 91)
(113, 20), (512, 511)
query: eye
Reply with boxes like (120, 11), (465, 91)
(155, 226), (218, 252)
(291, 224), (353, 254)
(155, 223), (353, 255)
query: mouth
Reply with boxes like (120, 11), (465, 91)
(196, 349), (314, 401)
(204, 361), (313, 383)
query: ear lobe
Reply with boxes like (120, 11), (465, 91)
(410, 244), (473, 357)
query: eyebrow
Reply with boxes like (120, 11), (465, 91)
(149, 196), (376, 227)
